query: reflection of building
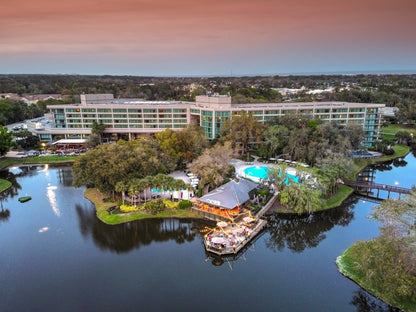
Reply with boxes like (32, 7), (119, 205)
(36, 93), (384, 146)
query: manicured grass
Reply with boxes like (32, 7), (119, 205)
(0, 155), (77, 169)
(350, 145), (410, 180)
(0, 178), (12, 192)
(337, 244), (416, 312)
(84, 188), (201, 225)
(320, 185), (354, 211)
(380, 124), (415, 141)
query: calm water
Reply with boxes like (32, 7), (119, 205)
(1, 154), (414, 312)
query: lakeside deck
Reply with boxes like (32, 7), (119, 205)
(202, 192), (278, 256)
(204, 218), (268, 255)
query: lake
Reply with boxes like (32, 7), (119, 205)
(1, 153), (414, 312)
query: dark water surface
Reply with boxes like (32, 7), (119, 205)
(1, 154), (414, 312)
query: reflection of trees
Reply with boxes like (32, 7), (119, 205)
(265, 197), (356, 253)
(0, 207), (10, 223)
(56, 167), (74, 187)
(350, 289), (401, 312)
(392, 158), (407, 168)
(75, 204), (205, 253)
(370, 162), (393, 172)
(0, 169), (22, 199)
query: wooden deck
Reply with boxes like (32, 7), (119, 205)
(202, 193), (278, 256)
(204, 219), (268, 256)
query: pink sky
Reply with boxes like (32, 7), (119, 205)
(1, 0), (416, 75)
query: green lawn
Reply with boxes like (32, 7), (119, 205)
(380, 124), (415, 141)
(84, 188), (201, 225)
(320, 185), (354, 210)
(350, 145), (409, 180)
(0, 178), (12, 192)
(0, 155), (77, 169)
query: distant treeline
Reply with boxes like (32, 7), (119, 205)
(0, 74), (415, 123)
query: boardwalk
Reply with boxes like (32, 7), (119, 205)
(344, 181), (412, 198)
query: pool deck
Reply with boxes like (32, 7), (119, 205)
(233, 159), (273, 182)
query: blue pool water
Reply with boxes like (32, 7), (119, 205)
(244, 166), (299, 183)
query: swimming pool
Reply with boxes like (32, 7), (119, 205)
(243, 166), (299, 183)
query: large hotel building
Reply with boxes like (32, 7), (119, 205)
(36, 94), (384, 147)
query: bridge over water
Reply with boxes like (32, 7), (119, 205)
(344, 181), (412, 199)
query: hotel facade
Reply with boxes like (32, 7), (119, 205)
(37, 94), (384, 146)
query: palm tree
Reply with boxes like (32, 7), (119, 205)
(115, 180), (129, 205)
(128, 178), (142, 206)
(140, 176), (154, 203)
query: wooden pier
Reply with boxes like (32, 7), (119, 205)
(203, 193), (278, 256)
(344, 181), (411, 198)
(204, 219), (267, 255)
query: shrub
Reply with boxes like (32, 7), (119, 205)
(120, 204), (139, 212)
(163, 199), (179, 209)
(178, 200), (193, 209)
(145, 199), (165, 215)
(384, 148), (395, 155)
(256, 189), (269, 196)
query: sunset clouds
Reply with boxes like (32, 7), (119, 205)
(1, 0), (415, 75)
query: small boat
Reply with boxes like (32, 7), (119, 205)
(18, 196), (32, 203)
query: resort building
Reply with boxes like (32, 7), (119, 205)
(37, 93), (384, 147)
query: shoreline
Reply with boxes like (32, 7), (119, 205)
(84, 188), (202, 225)
(335, 145), (414, 312)
(336, 247), (416, 312)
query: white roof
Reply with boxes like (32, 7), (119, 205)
(52, 139), (87, 145)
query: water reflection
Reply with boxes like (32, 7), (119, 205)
(0, 169), (22, 199)
(75, 204), (206, 253)
(46, 185), (60, 217)
(350, 289), (401, 312)
(0, 207), (10, 223)
(265, 197), (356, 253)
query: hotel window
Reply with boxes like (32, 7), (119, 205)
(128, 114), (142, 118)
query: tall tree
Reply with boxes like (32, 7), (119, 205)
(0, 125), (13, 156)
(220, 110), (264, 157)
(188, 141), (235, 192)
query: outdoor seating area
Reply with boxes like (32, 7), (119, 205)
(204, 218), (267, 255)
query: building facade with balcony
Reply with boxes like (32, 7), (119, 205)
(39, 94), (384, 147)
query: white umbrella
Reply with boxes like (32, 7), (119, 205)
(243, 217), (255, 223)
(217, 221), (228, 228)
(212, 237), (225, 244)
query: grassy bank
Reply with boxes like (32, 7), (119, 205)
(0, 155), (77, 169)
(337, 244), (416, 312)
(380, 124), (415, 141)
(350, 144), (410, 180)
(84, 188), (201, 225)
(0, 178), (12, 192)
(319, 185), (354, 211)
(275, 144), (410, 214)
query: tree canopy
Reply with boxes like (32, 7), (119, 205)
(0, 125), (13, 156)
